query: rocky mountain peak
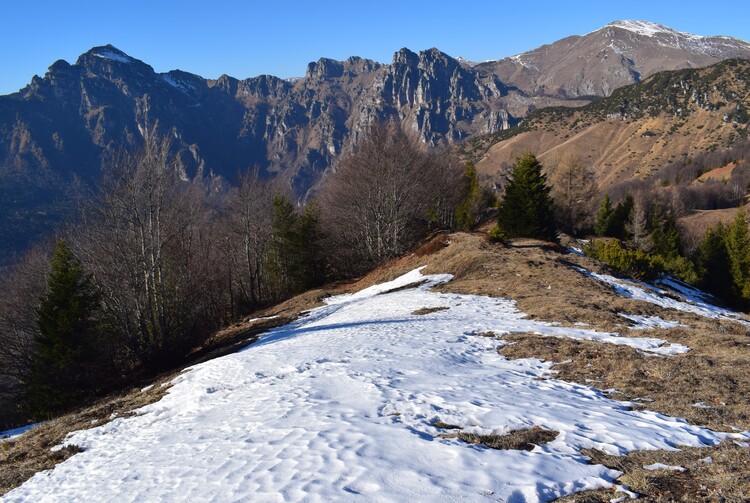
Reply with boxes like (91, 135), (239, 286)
(75, 45), (145, 68)
(305, 58), (345, 80)
(392, 48), (419, 67)
(604, 20), (676, 37)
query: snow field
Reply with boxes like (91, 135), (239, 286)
(5, 269), (748, 502)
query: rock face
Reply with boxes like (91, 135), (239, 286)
(1, 21), (749, 262)
(0, 45), (517, 202)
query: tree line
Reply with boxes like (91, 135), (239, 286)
(0, 122), (491, 427)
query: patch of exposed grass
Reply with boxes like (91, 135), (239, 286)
(412, 306), (449, 316)
(557, 441), (750, 502)
(474, 331), (498, 338)
(442, 426), (559, 451)
(433, 421), (461, 430)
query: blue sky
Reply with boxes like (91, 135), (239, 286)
(2, 0), (749, 95)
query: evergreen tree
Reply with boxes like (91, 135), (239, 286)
(268, 194), (302, 298)
(29, 240), (102, 416)
(455, 162), (482, 230)
(650, 209), (681, 260)
(494, 153), (556, 241)
(594, 194), (614, 236)
(726, 209), (750, 303)
(610, 195), (634, 240)
(694, 222), (733, 300)
(297, 201), (326, 290)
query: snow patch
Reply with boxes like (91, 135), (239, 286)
(619, 314), (687, 330)
(92, 50), (131, 64)
(576, 267), (748, 324)
(608, 20), (675, 38)
(0, 423), (41, 442)
(643, 462), (686, 472)
(5, 269), (748, 502)
(160, 74), (197, 94)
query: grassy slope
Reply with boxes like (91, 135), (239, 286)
(468, 59), (750, 191)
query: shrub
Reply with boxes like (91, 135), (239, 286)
(584, 239), (664, 280)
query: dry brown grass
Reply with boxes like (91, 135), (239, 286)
(556, 441), (750, 502)
(0, 375), (175, 495)
(499, 332), (750, 432)
(444, 427), (560, 452)
(411, 306), (450, 315)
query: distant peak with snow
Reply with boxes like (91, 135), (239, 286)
(87, 45), (134, 64)
(603, 20), (750, 45)
(606, 20), (677, 38)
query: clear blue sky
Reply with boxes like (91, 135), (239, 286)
(2, 0), (749, 95)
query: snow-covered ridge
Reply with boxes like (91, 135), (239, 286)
(160, 73), (197, 94)
(6, 268), (748, 502)
(593, 20), (750, 54)
(91, 49), (132, 64)
(607, 20), (679, 38)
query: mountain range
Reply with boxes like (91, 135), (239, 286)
(1, 20), (750, 263)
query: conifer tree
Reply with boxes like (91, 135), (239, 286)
(650, 209), (681, 260)
(610, 195), (634, 240)
(455, 162), (482, 230)
(726, 209), (750, 303)
(694, 222), (733, 299)
(594, 194), (614, 236)
(494, 153), (556, 241)
(268, 194), (301, 298)
(29, 240), (102, 416)
(297, 201), (326, 290)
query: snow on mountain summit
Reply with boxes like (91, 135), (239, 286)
(606, 20), (679, 38)
(89, 45), (133, 64)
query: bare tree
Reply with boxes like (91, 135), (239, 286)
(627, 191), (650, 251)
(0, 244), (50, 425)
(549, 155), (598, 235)
(72, 129), (223, 370)
(321, 122), (457, 274)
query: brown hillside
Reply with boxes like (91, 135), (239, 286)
(472, 60), (750, 191)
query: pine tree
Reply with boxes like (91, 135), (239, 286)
(455, 162), (482, 230)
(297, 201), (326, 290)
(694, 222), (733, 300)
(594, 194), (614, 236)
(726, 209), (750, 303)
(610, 195), (634, 240)
(494, 153), (556, 241)
(29, 240), (102, 416)
(268, 194), (301, 298)
(651, 209), (681, 260)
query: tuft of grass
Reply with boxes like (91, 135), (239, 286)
(412, 306), (449, 316)
(555, 441), (750, 502)
(433, 421), (461, 430)
(443, 426), (559, 451)
(474, 331), (498, 338)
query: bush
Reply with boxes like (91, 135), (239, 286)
(584, 239), (664, 280)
